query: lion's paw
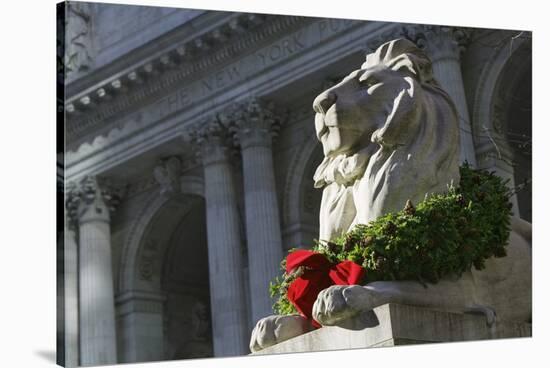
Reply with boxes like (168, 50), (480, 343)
(312, 285), (387, 326)
(312, 285), (368, 325)
(249, 314), (313, 353)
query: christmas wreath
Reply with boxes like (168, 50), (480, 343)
(269, 164), (513, 323)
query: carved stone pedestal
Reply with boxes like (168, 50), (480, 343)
(252, 304), (531, 355)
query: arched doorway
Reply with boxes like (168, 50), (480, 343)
(494, 43), (532, 221)
(117, 177), (213, 363)
(282, 132), (324, 249)
(472, 36), (532, 221)
(161, 197), (213, 360)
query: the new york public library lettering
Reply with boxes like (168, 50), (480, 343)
(59, 2), (532, 367)
(151, 19), (358, 123)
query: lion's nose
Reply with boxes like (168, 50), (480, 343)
(313, 90), (337, 114)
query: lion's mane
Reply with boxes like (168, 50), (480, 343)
(316, 39), (462, 239)
(357, 39), (461, 224)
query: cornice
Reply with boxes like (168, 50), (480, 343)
(66, 11), (235, 97)
(65, 13), (311, 146)
(65, 20), (394, 181)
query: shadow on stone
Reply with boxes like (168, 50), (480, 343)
(332, 309), (380, 330)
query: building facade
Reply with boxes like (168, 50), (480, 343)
(58, 2), (532, 366)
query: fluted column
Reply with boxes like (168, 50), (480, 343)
(67, 176), (120, 366)
(412, 26), (477, 167)
(192, 121), (248, 356)
(232, 99), (284, 323)
(62, 189), (79, 368)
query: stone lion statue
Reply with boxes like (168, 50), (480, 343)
(250, 38), (532, 353)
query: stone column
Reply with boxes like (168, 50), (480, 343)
(192, 121), (248, 356)
(412, 26), (478, 167)
(68, 176), (120, 366)
(62, 190), (79, 368)
(232, 99), (284, 323)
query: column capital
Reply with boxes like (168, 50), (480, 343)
(404, 25), (472, 63)
(189, 117), (235, 166)
(66, 176), (125, 225)
(153, 156), (182, 196)
(66, 182), (82, 230)
(229, 98), (284, 149)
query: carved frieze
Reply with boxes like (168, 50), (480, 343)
(153, 156), (183, 196)
(66, 15), (310, 142)
(138, 238), (159, 281)
(64, 2), (94, 77)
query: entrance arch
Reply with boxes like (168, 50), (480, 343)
(282, 131), (324, 249)
(472, 36), (531, 220)
(116, 176), (213, 363)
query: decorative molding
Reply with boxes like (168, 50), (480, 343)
(65, 20), (392, 179)
(66, 175), (126, 226)
(229, 97), (287, 149)
(403, 25), (472, 62)
(189, 116), (236, 166)
(115, 290), (166, 317)
(138, 238), (160, 281)
(64, 2), (94, 78)
(65, 15), (310, 144)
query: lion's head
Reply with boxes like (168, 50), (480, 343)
(313, 39), (460, 241)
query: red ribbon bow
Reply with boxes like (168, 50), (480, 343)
(286, 250), (365, 328)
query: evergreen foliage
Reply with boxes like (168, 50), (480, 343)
(270, 164), (513, 315)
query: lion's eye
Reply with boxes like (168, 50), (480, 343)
(358, 74), (379, 88)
